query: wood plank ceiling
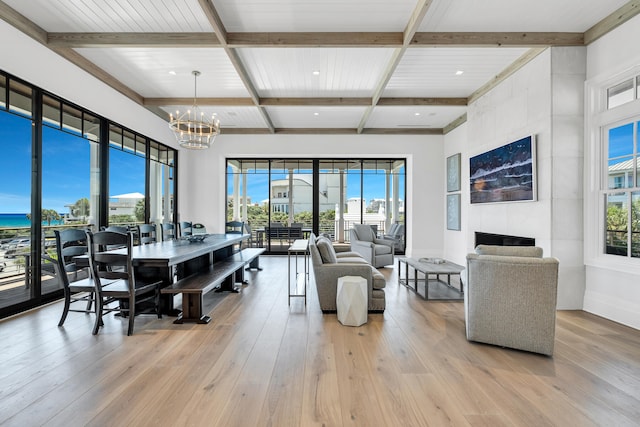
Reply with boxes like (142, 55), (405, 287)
(0, 0), (638, 135)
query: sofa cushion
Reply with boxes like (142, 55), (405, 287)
(475, 244), (542, 258)
(316, 238), (338, 264)
(337, 256), (369, 264)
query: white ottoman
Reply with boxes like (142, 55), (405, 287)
(336, 276), (368, 327)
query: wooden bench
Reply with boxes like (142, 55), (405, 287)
(228, 247), (265, 271)
(160, 248), (265, 324)
(161, 259), (245, 324)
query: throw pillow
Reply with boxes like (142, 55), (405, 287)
(316, 239), (338, 264)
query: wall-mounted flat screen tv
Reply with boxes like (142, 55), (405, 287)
(469, 135), (536, 204)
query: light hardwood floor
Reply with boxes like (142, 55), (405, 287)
(1, 256), (639, 426)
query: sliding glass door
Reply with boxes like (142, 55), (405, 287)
(226, 158), (406, 254)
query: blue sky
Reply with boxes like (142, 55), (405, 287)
(1, 112), (145, 214)
(1, 110), (403, 214)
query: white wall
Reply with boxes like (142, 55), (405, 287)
(443, 123), (468, 266)
(583, 14), (640, 330)
(445, 47), (587, 309)
(178, 134), (444, 258)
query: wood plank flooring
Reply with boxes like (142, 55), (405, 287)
(1, 256), (639, 426)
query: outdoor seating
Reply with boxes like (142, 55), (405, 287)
(87, 230), (162, 336)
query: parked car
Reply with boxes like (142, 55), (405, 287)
(4, 238), (30, 259)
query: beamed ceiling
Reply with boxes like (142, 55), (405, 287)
(1, 0), (639, 135)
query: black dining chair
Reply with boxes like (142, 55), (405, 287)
(44, 229), (96, 327)
(136, 223), (157, 245)
(161, 222), (176, 241)
(179, 221), (192, 237)
(86, 230), (162, 336)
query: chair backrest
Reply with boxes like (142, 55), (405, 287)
(137, 224), (157, 245)
(52, 229), (88, 283)
(353, 223), (375, 242)
(192, 223), (207, 235)
(161, 223), (176, 241)
(270, 222), (283, 228)
(226, 221), (244, 234)
(87, 230), (135, 289)
(385, 223), (399, 236)
(179, 221), (192, 237)
(102, 225), (128, 233)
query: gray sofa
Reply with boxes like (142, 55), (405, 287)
(464, 244), (559, 356)
(349, 224), (395, 268)
(309, 233), (385, 312)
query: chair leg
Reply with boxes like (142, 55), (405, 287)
(85, 291), (94, 311)
(58, 288), (71, 326)
(156, 289), (162, 319)
(127, 295), (136, 336)
(92, 296), (103, 335)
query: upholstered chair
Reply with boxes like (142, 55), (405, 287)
(464, 245), (559, 356)
(349, 224), (394, 268)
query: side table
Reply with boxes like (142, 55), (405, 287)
(336, 276), (367, 326)
(288, 239), (309, 305)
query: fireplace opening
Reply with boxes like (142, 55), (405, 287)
(475, 232), (535, 247)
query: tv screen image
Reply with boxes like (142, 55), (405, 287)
(469, 135), (536, 204)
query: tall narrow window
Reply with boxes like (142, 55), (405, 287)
(604, 121), (640, 257)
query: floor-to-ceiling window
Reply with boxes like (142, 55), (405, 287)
(0, 77), (33, 309)
(226, 158), (406, 254)
(0, 70), (177, 318)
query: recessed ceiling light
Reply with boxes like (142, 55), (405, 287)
(455, 70), (464, 76)
(169, 70), (176, 75)
(414, 112), (421, 116)
(314, 112), (320, 116)
(312, 70), (320, 76)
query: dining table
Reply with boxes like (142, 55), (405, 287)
(79, 233), (249, 315)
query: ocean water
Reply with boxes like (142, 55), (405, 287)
(0, 213), (64, 228)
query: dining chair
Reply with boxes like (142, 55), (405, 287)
(87, 230), (162, 336)
(161, 222), (176, 241)
(44, 228), (96, 327)
(136, 223), (157, 245)
(179, 221), (192, 237)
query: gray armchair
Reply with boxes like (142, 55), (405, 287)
(349, 224), (394, 268)
(464, 245), (559, 356)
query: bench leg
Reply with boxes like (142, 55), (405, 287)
(175, 293), (211, 324)
(245, 257), (263, 271)
(215, 274), (239, 293)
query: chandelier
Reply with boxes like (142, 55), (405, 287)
(169, 70), (220, 149)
